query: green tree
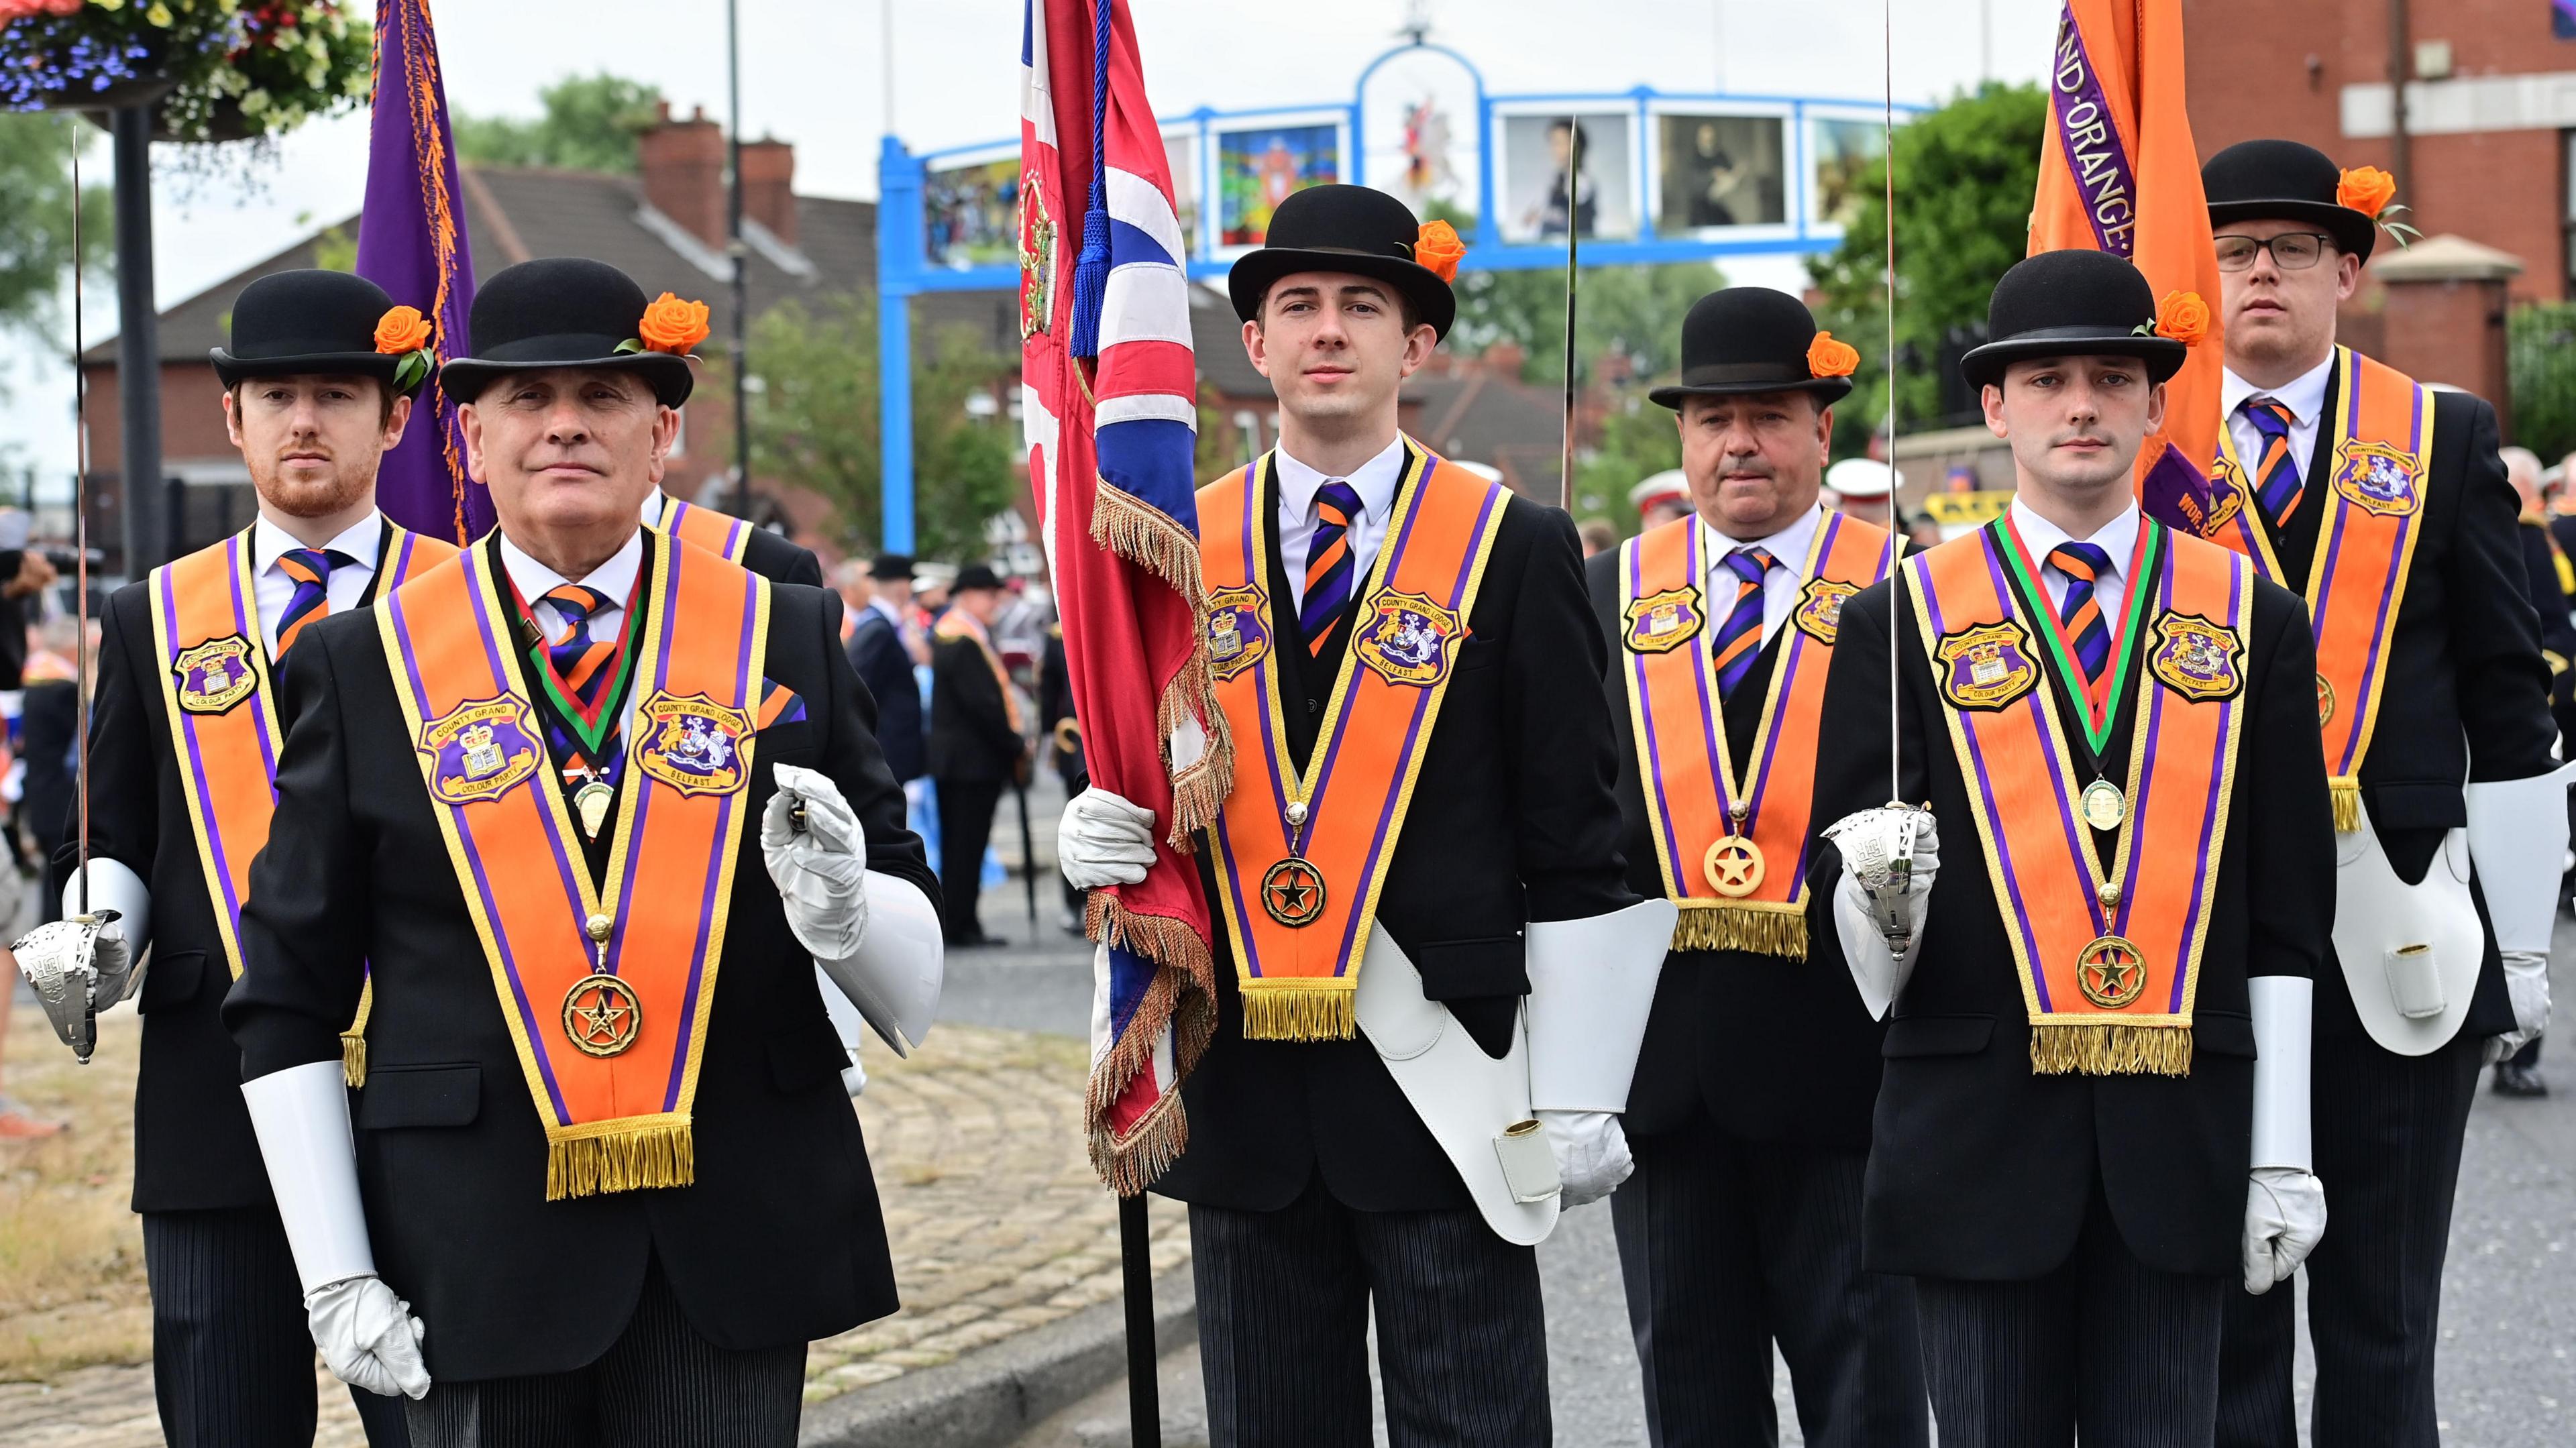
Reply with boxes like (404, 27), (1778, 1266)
(455, 73), (665, 174)
(0, 114), (112, 344)
(722, 291), (1018, 563)
(1809, 82), (2047, 454)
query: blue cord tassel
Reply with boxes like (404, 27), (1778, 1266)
(1067, 0), (1114, 359)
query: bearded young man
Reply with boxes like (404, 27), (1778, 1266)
(3, 269), (456, 1448)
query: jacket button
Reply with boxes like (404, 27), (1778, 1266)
(1306, 699), (1320, 715)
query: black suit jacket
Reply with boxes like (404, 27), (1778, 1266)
(926, 626), (1024, 782)
(223, 533), (936, 1381)
(1810, 531), (2335, 1280)
(738, 524), (822, 588)
(2514, 519), (2576, 738)
(77, 527), (415, 1213)
(2263, 380), (2553, 1041)
(849, 608), (925, 782)
(1151, 471), (1635, 1214)
(1584, 545), (1888, 1150)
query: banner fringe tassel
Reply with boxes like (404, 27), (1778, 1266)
(2029, 1023), (2194, 1078)
(1084, 896), (1220, 1195)
(1092, 482), (1237, 844)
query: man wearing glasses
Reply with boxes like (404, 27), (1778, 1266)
(2199, 140), (2563, 1448)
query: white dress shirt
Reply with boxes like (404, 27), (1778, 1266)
(251, 512), (386, 657)
(1699, 502), (1826, 646)
(2220, 353), (2335, 488)
(639, 489), (673, 528)
(1276, 437), (1407, 612)
(2011, 498), (2141, 627)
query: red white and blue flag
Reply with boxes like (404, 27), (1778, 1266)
(1022, 0), (1226, 1193)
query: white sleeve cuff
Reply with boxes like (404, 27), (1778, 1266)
(2247, 974), (2314, 1172)
(241, 1060), (377, 1294)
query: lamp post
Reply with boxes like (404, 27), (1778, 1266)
(111, 105), (162, 575)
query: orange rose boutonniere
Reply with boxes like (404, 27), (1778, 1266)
(620, 292), (712, 356)
(373, 306), (434, 394)
(2337, 166), (2420, 247)
(1413, 221), (1466, 282)
(1807, 331), (1860, 380)
(2153, 290), (2211, 347)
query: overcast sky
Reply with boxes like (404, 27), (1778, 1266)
(5, 0), (2067, 480)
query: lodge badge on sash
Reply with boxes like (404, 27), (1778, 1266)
(635, 691), (753, 797)
(171, 634), (260, 715)
(417, 695), (543, 805)
(2315, 674), (2337, 726)
(2149, 614), (2245, 702)
(561, 973), (643, 1057)
(1621, 586), (1703, 654)
(2076, 935), (2149, 1010)
(1353, 591), (1464, 687)
(1204, 585), (1270, 682)
(1260, 857), (1327, 927)
(1793, 577), (1860, 645)
(2331, 439), (2422, 518)
(1935, 621), (2040, 710)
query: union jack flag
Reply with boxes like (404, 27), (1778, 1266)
(1022, 0), (1226, 1193)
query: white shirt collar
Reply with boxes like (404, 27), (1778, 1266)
(639, 489), (670, 526)
(1697, 501), (1826, 576)
(867, 595), (904, 622)
(497, 526), (646, 610)
(2010, 497), (2141, 575)
(1273, 435), (1409, 523)
(2220, 351), (2335, 427)
(252, 510), (384, 575)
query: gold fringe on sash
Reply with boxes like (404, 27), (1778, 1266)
(339, 1034), (369, 1089)
(2328, 776), (2362, 834)
(2028, 1023), (2195, 1078)
(1671, 900), (1809, 958)
(545, 1121), (695, 1201)
(1240, 986), (1358, 1042)
(1083, 893), (1221, 1196)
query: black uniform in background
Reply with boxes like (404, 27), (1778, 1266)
(1036, 626), (1086, 926)
(849, 606), (925, 784)
(927, 618), (1024, 945)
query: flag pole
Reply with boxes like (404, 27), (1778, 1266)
(1559, 115), (1580, 510)
(1120, 1189), (1159, 1445)
(1882, 0), (1900, 806)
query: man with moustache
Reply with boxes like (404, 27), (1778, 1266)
(5, 270), (456, 1447)
(1814, 250), (2333, 1445)
(218, 258), (945, 1445)
(2192, 142), (2563, 1448)
(1584, 289), (1924, 1447)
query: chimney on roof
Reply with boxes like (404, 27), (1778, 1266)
(740, 137), (797, 247)
(637, 103), (727, 250)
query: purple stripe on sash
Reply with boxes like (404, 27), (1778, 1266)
(661, 554), (758, 1111)
(2169, 559), (2244, 1013)
(1304, 450), (1432, 850)
(230, 538), (280, 787)
(2120, 550), (2174, 926)
(2049, 6), (2139, 258)
(161, 573), (249, 936)
(1684, 523), (1733, 823)
(2334, 387), (2422, 773)
(1229, 463), (1279, 978)
(1987, 539), (2108, 943)
(1750, 513), (1838, 825)
(1629, 537), (1688, 886)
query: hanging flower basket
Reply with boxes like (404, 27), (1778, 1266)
(0, 0), (368, 144)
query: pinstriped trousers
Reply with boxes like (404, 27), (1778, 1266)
(1189, 1178), (1550, 1448)
(142, 1205), (413, 1448)
(402, 1260), (804, 1448)
(1611, 1125), (1928, 1448)
(1913, 1186), (2227, 1447)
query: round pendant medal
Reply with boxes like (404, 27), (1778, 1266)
(561, 973), (643, 1056)
(574, 780), (615, 840)
(1260, 858), (1328, 928)
(2080, 779), (2127, 832)
(2075, 935), (2148, 1010)
(1703, 836), (1766, 897)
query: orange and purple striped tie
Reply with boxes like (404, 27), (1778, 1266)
(1300, 480), (1364, 655)
(541, 585), (618, 711)
(1709, 547), (1776, 699)
(2241, 397), (2304, 528)
(2048, 542), (2114, 683)
(274, 548), (352, 657)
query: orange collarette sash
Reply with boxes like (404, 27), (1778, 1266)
(150, 522), (455, 1084)
(1619, 510), (1890, 956)
(1905, 521), (2251, 1076)
(380, 537), (767, 1199)
(1198, 441), (1507, 1040)
(653, 496), (751, 563)
(2202, 347), (2434, 831)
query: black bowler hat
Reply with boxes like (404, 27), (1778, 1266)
(868, 553), (916, 582)
(2202, 139), (2380, 264)
(1960, 250), (2186, 391)
(1227, 184), (1457, 340)
(439, 258), (698, 408)
(211, 270), (416, 392)
(1647, 288), (1855, 410)
(954, 563), (1006, 593)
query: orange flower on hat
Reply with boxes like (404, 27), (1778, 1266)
(1807, 331), (1860, 379)
(2337, 166), (2398, 219)
(373, 305), (431, 355)
(1413, 221), (1466, 282)
(2155, 290), (2212, 347)
(637, 292), (712, 355)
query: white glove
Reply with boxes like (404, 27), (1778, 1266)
(2241, 1166), (2327, 1294)
(9, 912), (133, 1062)
(1539, 1109), (1632, 1207)
(761, 763), (869, 961)
(1824, 807), (1939, 1018)
(2486, 950), (2551, 1064)
(1059, 787), (1156, 889)
(305, 1274), (431, 1400)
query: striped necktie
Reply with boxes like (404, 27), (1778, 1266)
(2048, 542), (2115, 683)
(541, 584), (619, 713)
(1709, 547), (1776, 699)
(2241, 397), (2304, 528)
(1300, 480), (1365, 655)
(274, 547), (354, 657)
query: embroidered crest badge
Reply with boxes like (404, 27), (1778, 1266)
(1621, 586), (1703, 654)
(2149, 613), (2245, 702)
(1935, 621), (2041, 711)
(1204, 585), (1271, 681)
(171, 634), (260, 715)
(1794, 577), (1860, 644)
(635, 691), (753, 798)
(417, 695), (543, 805)
(2331, 439), (2422, 518)
(1353, 590), (1465, 687)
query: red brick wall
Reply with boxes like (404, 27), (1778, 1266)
(79, 363), (240, 471)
